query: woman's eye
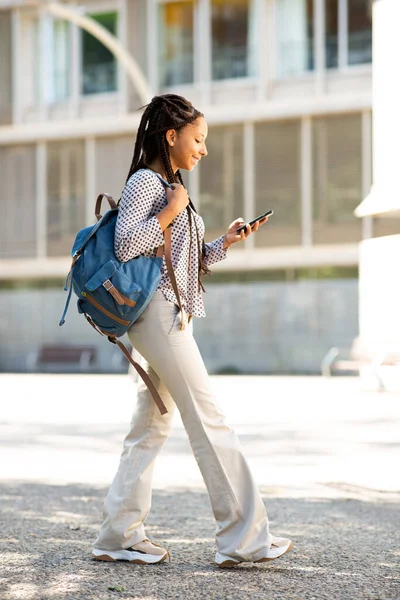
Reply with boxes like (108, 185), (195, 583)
(195, 139), (201, 143)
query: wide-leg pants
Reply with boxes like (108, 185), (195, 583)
(93, 290), (271, 563)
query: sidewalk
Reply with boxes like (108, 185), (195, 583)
(1, 374), (399, 600)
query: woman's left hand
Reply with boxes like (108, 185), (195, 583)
(222, 216), (269, 249)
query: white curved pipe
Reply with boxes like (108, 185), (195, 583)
(41, 2), (152, 105)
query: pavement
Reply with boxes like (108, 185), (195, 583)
(1, 374), (399, 600)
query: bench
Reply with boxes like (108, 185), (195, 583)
(321, 337), (400, 389)
(27, 345), (97, 372)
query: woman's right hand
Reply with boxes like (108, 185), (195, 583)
(166, 183), (189, 217)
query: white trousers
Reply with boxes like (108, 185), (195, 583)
(93, 290), (271, 563)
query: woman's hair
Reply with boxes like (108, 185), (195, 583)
(125, 94), (211, 291)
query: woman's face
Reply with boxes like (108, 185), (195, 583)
(166, 117), (208, 172)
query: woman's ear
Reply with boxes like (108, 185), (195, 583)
(166, 129), (176, 148)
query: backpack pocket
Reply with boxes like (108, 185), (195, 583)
(85, 260), (142, 320)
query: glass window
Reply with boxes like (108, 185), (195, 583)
(312, 114), (363, 244)
(348, 0), (372, 65)
(158, 2), (194, 87)
(254, 120), (302, 247)
(82, 12), (118, 95)
(0, 11), (12, 125)
(0, 146), (37, 258)
(325, 0), (338, 69)
(199, 125), (244, 243)
(47, 141), (86, 256)
(211, 0), (255, 80)
(277, 0), (314, 78)
(95, 135), (133, 201)
(53, 20), (70, 101)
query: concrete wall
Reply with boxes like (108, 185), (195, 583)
(0, 279), (358, 374)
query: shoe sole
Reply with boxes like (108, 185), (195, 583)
(255, 540), (293, 563)
(216, 541), (293, 569)
(92, 551), (169, 565)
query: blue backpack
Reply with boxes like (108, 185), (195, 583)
(59, 173), (181, 415)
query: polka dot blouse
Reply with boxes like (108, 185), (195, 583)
(114, 168), (228, 318)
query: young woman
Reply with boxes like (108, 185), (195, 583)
(92, 94), (293, 568)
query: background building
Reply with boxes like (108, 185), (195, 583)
(0, 0), (397, 374)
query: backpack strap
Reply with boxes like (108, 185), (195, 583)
(95, 193), (118, 221)
(163, 227), (187, 330)
(151, 173), (187, 329)
(113, 339), (168, 415)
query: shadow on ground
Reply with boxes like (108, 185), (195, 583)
(1, 482), (399, 600)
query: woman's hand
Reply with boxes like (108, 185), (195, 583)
(166, 183), (189, 217)
(222, 216), (269, 249)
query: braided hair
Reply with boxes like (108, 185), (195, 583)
(125, 94), (211, 292)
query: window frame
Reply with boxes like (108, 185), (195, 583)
(80, 6), (120, 97)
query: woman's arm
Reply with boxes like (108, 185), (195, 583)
(202, 236), (228, 267)
(114, 170), (166, 262)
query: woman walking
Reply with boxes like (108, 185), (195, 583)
(92, 94), (293, 568)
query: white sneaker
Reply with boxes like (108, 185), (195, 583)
(216, 536), (293, 568)
(92, 539), (170, 565)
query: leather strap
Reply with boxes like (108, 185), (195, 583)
(163, 227), (186, 330)
(114, 339), (168, 415)
(90, 186), (184, 415)
(95, 193), (118, 221)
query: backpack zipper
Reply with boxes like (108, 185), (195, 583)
(81, 291), (131, 326)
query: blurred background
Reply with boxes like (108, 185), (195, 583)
(0, 0), (399, 382)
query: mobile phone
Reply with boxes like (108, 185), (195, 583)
(236, 210), (274, 234)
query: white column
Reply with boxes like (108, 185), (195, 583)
(264, 0), (276, 97)
(314, 0), (325, 96)
(85, 138), (96, 226)
(372, 0), (400, 205)
(338, 0), (348, 69)
(256, 0), (268, 101)
(244, 122), (255, 250)
(70, 16), (80, 118)
(361, 110), (373, 239)
(11, 10), (23, 124)
(301, 116), (313, 246)
(118, 0), (129, 114)
(197, 0), (211, 105)
(147, 0), (158, 94)
(36, 142), (47, 258)
(189, 164), (200, 211)
(38, 9), (52, 121)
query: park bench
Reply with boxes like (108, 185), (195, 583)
(321, 337), (400, 389)
(27, 344), (97, 372)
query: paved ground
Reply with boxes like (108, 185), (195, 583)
(1, 374), (400, 600)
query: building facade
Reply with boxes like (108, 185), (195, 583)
(0, 0), (396, 373)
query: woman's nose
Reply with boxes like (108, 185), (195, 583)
(201, 144), (208, 157)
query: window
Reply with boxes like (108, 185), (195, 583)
(82, 12), (118, 95)
(312, 114), (363, 244)
(325, 0), (338, 69)
(348, 0), (372, 65)
(199, 125), (244, 242)
(277, 0), (314, 78)
(158, 2), (194, 87)
(47, 141), (86, 256)
(95, 135), (133, 201)
(53, 20), (70, 101)
(211, 0), (255, 80)
(0, 146), (37, 258)
(0, 11), (12, 125)
(254, 120), (302, 247)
